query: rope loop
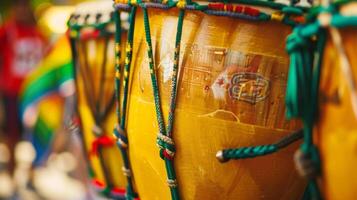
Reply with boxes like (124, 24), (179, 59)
(92, 124), (103, 136)
(285, 24), (321, 119)
(122, 166), (132, 177)
(112, 7), (139, 199)
(113, 125), (129, 149)
(294, 146), (320, 179)
(167, 179), (178, 188)
(286, 27), (310, 54)
(157, 133), (176, 160)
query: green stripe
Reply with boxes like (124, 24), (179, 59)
(34, 115), (54, 146)
(20, 62), (73, 113)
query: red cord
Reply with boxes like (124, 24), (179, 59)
(91, 135), (115, 156)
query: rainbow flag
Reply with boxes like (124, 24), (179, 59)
(20, 34), (74, 165)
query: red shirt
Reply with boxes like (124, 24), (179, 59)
(0, 20), (46, 96)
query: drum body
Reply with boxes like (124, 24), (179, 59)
(69, 1), (128, 195)
(126, 8), (305, 200)
(75, 37), (127, 188)
(316, 3), (357, 199)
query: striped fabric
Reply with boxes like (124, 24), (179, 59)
(19, 34), (74, 165)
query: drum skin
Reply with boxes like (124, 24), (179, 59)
(75, 37), (127, 188)
(125, 8), (305, 200)
(317, 28), (357, 200)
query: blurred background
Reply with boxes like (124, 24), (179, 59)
(0, 0), (103, 199)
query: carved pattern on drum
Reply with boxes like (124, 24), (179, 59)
(138, 42), (291, 128)
(209, 51), (272, 103)
(181, 45), (225, 98)
(229, 72), (270, 103)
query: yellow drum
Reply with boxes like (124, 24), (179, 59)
(114, 0), (309, 199)
(286, 1), (357, 199)
(316, 2), (357, 199)
(68, 1), (130, 198)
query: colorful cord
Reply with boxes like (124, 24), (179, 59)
(141, 3), (185, 199)
(113, 7), (140, 200)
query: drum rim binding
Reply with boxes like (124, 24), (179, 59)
(114, 0), (311, 26)
(113, 0), (309, 200)
(67, 11), (115, 40)
(285, 1), (357, 199)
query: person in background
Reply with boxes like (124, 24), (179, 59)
(0, 0), (47, 172)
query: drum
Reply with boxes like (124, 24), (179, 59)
(68, 1), (130, 198)
(286, 1), (357, 199)
(114, 0), (309, 199)
(315, 1), (357, 199)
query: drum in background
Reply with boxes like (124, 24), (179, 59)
(285, 1), (357, 199)
(316, 1), (357, 199)
(68, 1), (129, 198)
(114, 0), (309, 199)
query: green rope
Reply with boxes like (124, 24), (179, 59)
(164, 9), (184, 148)
(286, 23), (317, 119)
(141, 5), (186, 200)
(217, 130), (303, 162)
(113, 8), (138, 200)
(114, 10), (122, 120)
(285, 23), (324, 200)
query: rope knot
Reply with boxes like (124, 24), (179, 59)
(113, 125), (128, 149)
(122, 166), (132, 177)
(286, 28), (309, 54)
(167, 179), (178, 188)
(92, 124), (103, 136)
(157, 132), (175, 160)
(294, 146), (320, 179)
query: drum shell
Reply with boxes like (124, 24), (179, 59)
(316, 27), (357, 200)
(126, 8), (305, 200)
(75, 36), (127, 189)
